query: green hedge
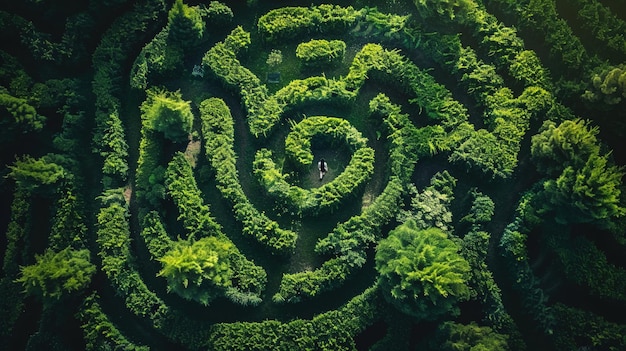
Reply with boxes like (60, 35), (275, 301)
(296, 39), (346, 67)
(199, 97), (297, 253)
(78, 294), (150, 351)
(165, 152), (222, 239)
(0, 189), (30, 338)
(96, 202), (169, 326)
(209, 286), (380, 350)
(258, 5), (365, 41)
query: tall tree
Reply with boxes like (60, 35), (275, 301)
(167, 0), (205, 48)
(375, 220), (471, 320)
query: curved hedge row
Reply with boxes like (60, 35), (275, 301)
(199, 97), (297, 254)
(210, 286), (380, 350)
(285, 116), (368, 166)
(253, 116), (374, 215)
(254, 147), (374, 215)
(258, 5), (365, 41)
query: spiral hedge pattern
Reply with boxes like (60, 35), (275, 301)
(1, 0), (626, 350)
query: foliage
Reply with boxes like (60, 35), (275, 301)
(258, 5), (365, 41)
(375, 220), (471, 320)
(78, 293), (150, 351)
(7, 155), (66, 193)
(460, 189), (495, 224)
(96, 202), (169, 323)
(130, 29), (184, 90)
(100, 109), (129, 181)
(208, 287), (379, 350)
(429, 321), (509, 351)
(140, 87), (193, 142)
(165, 152), (222, 239)
(296, 39), (346, 67)
(266, 49), (283, 66)
(167, 0), (205, 48)
(549, 230), (626, 301)
(396, 172), (456, 232)
(575, 0), (626, 56)
(582, 63), (626, 105)
(412, 0), (478, 23)
(199, 97), (297, 253)
(542, 153), (625, 224)
(531, 119), (600, 176)
(49, 188), (88, 250)
(0, 92), (45, 131)
(158, 237), (234, 306)
(551, 303), (626, 351)
(201, 1), (234, 23)
(532, 119), (626, 224)
(17, 247), (95, 303)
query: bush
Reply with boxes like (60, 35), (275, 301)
(376, 220), (471, 320)
(17, 247), (95, 304)
(296, 39), (346, 67)
(140, 87), (193, 142)
(158, 237), (235, 306)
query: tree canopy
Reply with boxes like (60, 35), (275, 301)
(375, 220), (471, 320)
(167, 0), (205, 48)
(158, 237), (235, 305)
(140, 87), (194, 142)
(17, 247), (95, 304)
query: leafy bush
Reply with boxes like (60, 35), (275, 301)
(7, 155), (66, 193)
(17, 247), (95, 304)
(375, 220), (471, 320)
(396, 172), (457, 232)
(140, 87), (193, 142)
(296, 39), (346, 67)
(158, 237), (234, 306)
(0, 92), (45, 131)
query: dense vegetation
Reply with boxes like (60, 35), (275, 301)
(1, 0), (625, 350)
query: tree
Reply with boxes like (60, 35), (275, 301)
(543, 153), (625, 223)
(140, 87), (193, 142)
(158, 237), (234, 305)
(375, 220), (471, 320)
(7, 155), (66, 193)
(531, 119), (600, 176)
(17, 247), (95, 304)
(167, 0), (205, 48)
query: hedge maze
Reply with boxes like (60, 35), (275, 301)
(1, 0), (626, 350)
